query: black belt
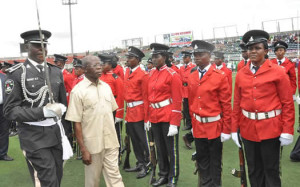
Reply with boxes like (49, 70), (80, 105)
(183, 82), (188, 86)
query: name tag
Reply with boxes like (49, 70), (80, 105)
(26, 77), (39, 81)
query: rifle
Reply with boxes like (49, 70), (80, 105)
(148, 128), (157, 184)
(231, 131), (247, 187)
(123, 135), (131, 169)
(191, 152), (201, 187)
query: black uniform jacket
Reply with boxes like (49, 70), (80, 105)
(3, 59), (67, 151)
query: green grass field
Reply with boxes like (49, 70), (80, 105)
(1, 72), (300, 187)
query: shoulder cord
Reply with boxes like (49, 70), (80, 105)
(20, 65), (49, 107)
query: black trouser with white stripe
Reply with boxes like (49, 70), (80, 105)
(151, 122), (179, 184)
(242, 137), (281, 187)
(23, 143), (63, 187)
(195, 137), (223, 187)
(126, 121), (150, 166)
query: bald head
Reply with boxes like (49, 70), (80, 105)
(82, 55), (100, 68)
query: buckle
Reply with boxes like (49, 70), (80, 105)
(265, 112), (269, 119)
(248, 112), (251, 119)
(255, 113), (258, 120)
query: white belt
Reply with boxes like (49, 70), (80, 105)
(127, 100), (144, 108)
(193, 113), (221, 123)
(24, 118), (56, 126)
(150, 98), (172, 109)
(242, 109), (281, 120)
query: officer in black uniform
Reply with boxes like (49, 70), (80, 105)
(3, 30), (68, 187)
(0, 72), (14, 161)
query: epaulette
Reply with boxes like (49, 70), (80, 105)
(7, 63), (23, 73)
(166, 68), (176, 76)
(213, 68), (225, 75)
(112, 73), (118, 79)
(47, 62), (60, 69)
(190, 67), (197, 73)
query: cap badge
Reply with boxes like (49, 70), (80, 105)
(249, 36), (254, 42)
(277, 43), (280, 47)
(128, 48), (131, 51)
(194, 44), (198, 49)
(152, 48), (155, 51)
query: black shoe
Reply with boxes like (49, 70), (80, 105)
(0, 155), (14, 161)
(136, 165), (151, 179)
(182, 135), (192, 149)
(152, 177), (168, 186)
(124, 165), (142, 172)
(166, 182), (176, 187)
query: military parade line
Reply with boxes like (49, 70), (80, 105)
(0, 28), (300, 187)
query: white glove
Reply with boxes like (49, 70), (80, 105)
(144, 121), (151, 131)
(293, 94), (296, 101)
(43, 103), (66, 118)
(296, 95), (300, 104)
(167, 125), (178, 136)
(279, 133), (293, 146)
(220, 133), (231, 142)
(115, 117), (123, 123)
(191, 128), (193, 135)
(231, 132), (241, 148)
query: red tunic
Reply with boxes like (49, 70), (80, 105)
(113, 65), (124, 80)
(270, 58), (297, 94)
(71, 74), (84, 89)
(100, 71), (124, 118)
(124, 67), (149, 122)
(148, 65), (182, 126)
(62, 69), (75, 104)
(188, 66), (232, 139)
(232, 60), (294, 142)
(213, 63), (232, 95)
(171, 64), (180, 74)
(179, 62), (196, 98)
(237, 59), (250, 72)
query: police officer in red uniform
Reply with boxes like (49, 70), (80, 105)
(232, 30), (295, 187)
(71, 58), (85, 89)
(213, 51), (232, 94)
(168, 51), (180, 73)
(123, 46), (150, 178)
(270, 41), (297, 97)
(180, 51), (195, 131)
(53, 54), (75, 104)
(99, 54), (124, 162)
(237, 43), (250, 72)
(188, 40), (232, 187)
(146, 43), (182, 187)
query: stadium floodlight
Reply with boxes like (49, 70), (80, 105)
(262, 16), (300, 32)
(62, 0), (78, 55)
(213, 25), (238, 42)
